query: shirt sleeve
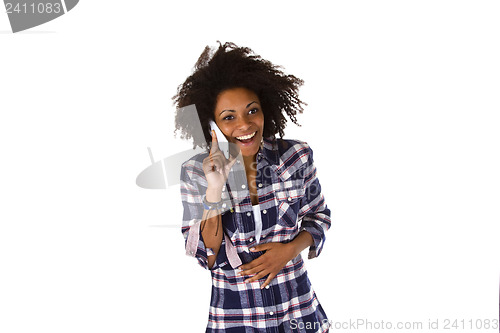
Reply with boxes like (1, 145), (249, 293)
(180, 158), (241, 270)
(298, 144), (332, 259)
(180, 158), (225, 270)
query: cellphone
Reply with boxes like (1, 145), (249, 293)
(209, 120), (229, 159)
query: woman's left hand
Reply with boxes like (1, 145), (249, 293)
(238, 242), (298, 289)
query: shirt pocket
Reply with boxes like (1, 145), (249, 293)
(275, 179), (304, 228)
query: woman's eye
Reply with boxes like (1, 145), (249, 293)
(223, 115), (234, 121)
(249, 108), (258, 114)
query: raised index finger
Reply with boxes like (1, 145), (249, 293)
(210, 130), (220, 154)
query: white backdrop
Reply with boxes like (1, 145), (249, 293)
(1, 1), (499, 332)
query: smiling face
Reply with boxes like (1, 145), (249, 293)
(214, 87), (265, 158)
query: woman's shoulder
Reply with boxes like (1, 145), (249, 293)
(275, 138), (313, 156)
(181, 150), (209, 171)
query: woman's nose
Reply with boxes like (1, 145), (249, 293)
(236, 116), (252, 130)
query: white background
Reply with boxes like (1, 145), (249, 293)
(1, 1), (499, 332)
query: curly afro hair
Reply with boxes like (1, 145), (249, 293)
(172, 42), (306, 149)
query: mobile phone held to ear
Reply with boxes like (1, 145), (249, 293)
(209, 120), (229, 159)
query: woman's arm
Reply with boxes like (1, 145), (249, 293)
(288, 230), (314, 257)
(202, 132), (239, 269)
(202, 188), (224, 269)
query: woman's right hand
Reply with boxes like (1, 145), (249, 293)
(202, 130), (237, 201)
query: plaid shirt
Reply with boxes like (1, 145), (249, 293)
(180, 137), (331, 332)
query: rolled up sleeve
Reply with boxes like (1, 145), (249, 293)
(181, 159), (214, 270)
(183, 218), (229, 270)
(298, 146), (331, 259)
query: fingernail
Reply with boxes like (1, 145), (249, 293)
(250, 247), (255, 252)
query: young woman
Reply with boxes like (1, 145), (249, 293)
(174, 42), (331, 333)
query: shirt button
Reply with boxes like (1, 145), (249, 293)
(258, 183), (263, 188)
(269, 311), (274, 315)
(246, 212), (251, 217)
(241, 184), (246, 189)
(249, 237), (254, 242)
(262, 209), (267, 214)
(265, 285), (270, 289)
(287, 197), (292, 202)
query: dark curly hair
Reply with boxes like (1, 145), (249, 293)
(172, 42), (306, 149)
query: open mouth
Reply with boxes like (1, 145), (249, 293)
(235, 131), (257, 144)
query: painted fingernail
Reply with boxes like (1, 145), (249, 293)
(250, 247), (255, 252)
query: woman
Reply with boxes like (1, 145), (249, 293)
(174, 42), (331, 333)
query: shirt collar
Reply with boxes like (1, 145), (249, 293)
(257, 137), (280, 165)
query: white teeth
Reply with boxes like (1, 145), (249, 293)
(236, 132), (256, 140)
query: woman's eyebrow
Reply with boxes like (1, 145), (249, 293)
(219, 101), (259, 116)
(246, 101), (258, 108)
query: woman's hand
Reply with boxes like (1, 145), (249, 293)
(202, 130), (237, 199)
(237, 242), (299, 289)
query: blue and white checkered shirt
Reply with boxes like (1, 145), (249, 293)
(181, 137), (331, 332)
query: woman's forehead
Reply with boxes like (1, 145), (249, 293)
(215, 87), (260, 109)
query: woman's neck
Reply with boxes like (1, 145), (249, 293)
(243, 154), (257, 173)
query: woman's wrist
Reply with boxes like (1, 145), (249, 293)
(288, 231), (314, 258)
(282, 241), (299, 260)
(205, 187), (223, 202)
